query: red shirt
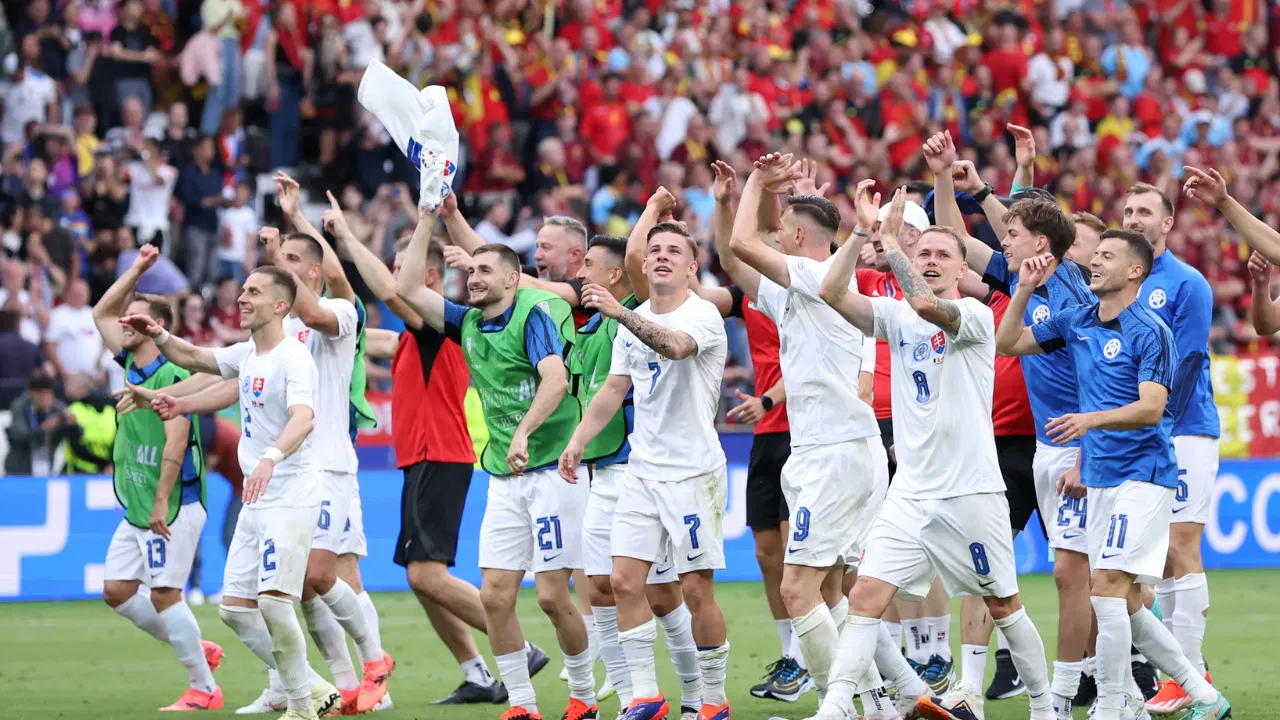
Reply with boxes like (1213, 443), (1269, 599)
(983, 47), (1029, 94)
(856, 269), (900, 420)
(731, 288), (788, 435)
(579, 100), (631, 161)
(210, 304), (241, 332)
(984, 292), (1036, 437)
(391, 324), (475, 467)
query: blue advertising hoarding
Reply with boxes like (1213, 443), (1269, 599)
(3, 440), (1279, 601)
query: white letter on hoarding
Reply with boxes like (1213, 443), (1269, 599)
(0, 480), (71, 597)
(1206, 474), (1247, 555)
(1253, 474), (1280, 553)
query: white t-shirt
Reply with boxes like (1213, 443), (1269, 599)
(872, 296), (1003, 499)
(123, 162), (179, 237)
(0, 288), (42, 344)
(282, 297), (359, 475)
(1027, 52), (1073, 108)
(213, 336), (320, 507)
(610, 291), (727, 481)
(0, 70), (56, 145)
(46, 304), (103, 376)
(217, 205), (259, 264)
(755, 255), (880, 447)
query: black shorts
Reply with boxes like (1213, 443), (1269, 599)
(746, 431), (791, 530)
(878, 418), (896, 481)
(996, 435), (1045, 539)
(394, 460), (474, 568)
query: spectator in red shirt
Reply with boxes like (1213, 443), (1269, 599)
(471, 122), (526, 196)
(579, 73), (632, 164)
(555, 113), (593, 184)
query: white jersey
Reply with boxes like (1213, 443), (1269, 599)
(610, 291), (727, 481)
(755, 255), (880, 447)
(282, 297), (359, 475)
(871, 296), (1003, 499)
(213, 336), (320, 508)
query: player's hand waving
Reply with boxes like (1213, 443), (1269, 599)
(1046, 413), (1097, 444)
(558, 441), (584, 483)
(119, 313), (164, 338)
(151, 392), (185, 421)
(274, 171), (302, 217)
(752, 152), (802, 194)
(133, 242), (160, 272)
(582, 283), (624, 318)
(1248, 251), (1272, 285)
(149, 497), (172, 540)
(244, 456), (275, 504)
(880, 187), (907, 243)
(507, 431), (530, 475)
(792, 158), (831, 197)
(922, 130), (957, 176)
(1018, 253), (1054, 288)
(1008, 124), (1036, 171)
(1182, 166), (1229, 208)
(726, 389), (767, 424)
(853, 178), (881, 231)
(1057, 466), (1086, 500)
(711, 161), (737, 203)
(322, 191), (352, 239)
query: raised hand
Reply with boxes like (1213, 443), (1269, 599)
(951, 160), (985, 195)
(151, 392), (185, 421)
(648, 186), (677, 218)
(880, 187), (907, 243)
(581, 282), (624, 318)
(711, 161), (737, 203)
(853, 178), (882, 230)
(1018, 253), (1055, 288)
(259, 226), (282, 264)
(752, 152), (802, 194)
(119, 314), (164, 338)
(321, 190), (352, 239)
(1248, 251), (1272, 285)
(792, 157), (831, 197)
(922, 130), (957, 175)
(112, 382), (156, 416)
(133, 243), (160, 272)
(274, 171), (302, 217)
(443, 244), (474, 271)
(1182, 166), (1229, 208)
(1008, 123), (1036, 170)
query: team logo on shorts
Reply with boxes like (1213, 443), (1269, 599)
(1103, 338), (1122, 359)
(913, 343), (930, 362)
(252, 377), (265, 396)
(1148, 288), (1167, 309)
(1032, 304), (1051, 324)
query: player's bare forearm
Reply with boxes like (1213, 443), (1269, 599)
(290, 273), (341, 335)
(1088, 383), (1169, 429)
(180, 379), (240, 414)
(164, 372), (225, 399)
(757, 185), (782, 234)
(1011, 166), (1034, 197)
(157, 334), (221, 375)
(395, 210), (446, 332)
(341, 232), (423, 328)
(996, 285), (1042, 356)
(315, 233), (355, 303)
(93, 263), (145, 353)
(691, 277), (735, 318)
(274, 405), (315, 458)
(441, 206), (484, 254)
(626, 204), (662, 303)
(1252, 288), (1280, 336)
(934, 169), (992, 275)
(819, 235), (874, 334)
(365, 328), (399, 360)
(617, 308), (698, 360)
(729, 176), (789, 290)
(981, 194), (1012, 240)
(571, 375), (629, 449)
(763, 377), (786, 405)
(714, 191), (762, 302)
(516, 356), (570, 439)
(156, 415), (190, 506)
(519, 275), (582, 307)
(1222, 195), (1280, 266)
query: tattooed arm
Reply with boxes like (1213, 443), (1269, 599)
(884, 247), (964, 334)
(616, 308), (699, 360)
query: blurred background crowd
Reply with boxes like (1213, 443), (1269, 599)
(1, 0), (1279, 476)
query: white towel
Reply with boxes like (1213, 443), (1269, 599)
(357, 61), (459, 210)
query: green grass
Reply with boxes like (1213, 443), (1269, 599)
(3, 570), (1276, 719)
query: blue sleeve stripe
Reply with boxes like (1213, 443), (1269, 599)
(524, 307), (563, 365)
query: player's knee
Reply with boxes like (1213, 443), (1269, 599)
(306, 565), (337, 594)
(983, 594), (1020, 621)
(479, 584), (517, 617)
(587, 575), (614, 605)
(535, 584), (573, 618)
(679, 573), (715, 614)
(646, 583), (682, 617)
(102, 581), (137, 608)
(1053, 557), (1085, 594)
(754, 536), (783, 568)
(779, 574), (812, 614)
(407, 561), (447, 597)
(609, 567), (645, 601)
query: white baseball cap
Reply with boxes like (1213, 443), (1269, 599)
(878, 200), (930, 231)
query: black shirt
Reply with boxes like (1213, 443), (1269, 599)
(109, 24), (156, 82)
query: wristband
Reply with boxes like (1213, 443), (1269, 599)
(263, 447), (284, 464)
(154, 329), (171, 345)
(852, 230), (871, 238)
(972, 184), (994, 204)
(759, 395), (774, 411)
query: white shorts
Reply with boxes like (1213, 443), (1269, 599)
(611, 465), (728, 575)
(583, 464), (675, 582)
(338, 479), (368, 557)
(223, 504), (321, 600)
(478, 467), (589, 573)
(1033, 442), (1089, 555)
(1087, 482), (1173, 585)
(104, 503), (207, 589)
(782, 438), (888, 569)
(1172, 436), (1218, 525)
(861, 492), (1019, 602)
(312, 471), (356, 554)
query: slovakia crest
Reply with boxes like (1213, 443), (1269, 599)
(252, 377), (265, 396)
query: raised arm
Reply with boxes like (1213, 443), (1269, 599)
(154, 379), (240, 417)
(94, 244), (161, 355)
(558, 374), (631, 482)
(1184, 166), (1280, 266)
(582, 282), (701, 360)
(924, 131), (995, 275)
(394, 208), (447, 332)
(114, 372), (225, 417)
(439, 191), (485, 255)
(277, 175), (355, 303)
(878, 189), (965, 334)
(1009, 123), (1036, 194)
(710, 160), (762, 301)
(625, 188), (677, 303)
(325, 200), (423, 329)
(729, 153), (800, 289)
(120, 315), (221, 374)
(818, 181), (878, 335)
(995, 255), (1055, 356)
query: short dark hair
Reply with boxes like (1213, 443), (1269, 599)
(588, 235), (628, 266)
(250, 265), (298, 307)
(787, 195), (841, 235)
(29, 372), (56, 392)
(427, 240), (446, 275)
(647, 221), (698, 256)
(1002, 198), (1076, 261)
(132, 293), (174, 329)
(1072, 211), (1107, 234)
(918, 226), (967, 260)
(283, 232), (324, 263)
(1124, 182), (1175, 217)
(473, 243), (523, 273)
(0, 308), (19, 333)
(904, 180), (934, 198)
(1100, 228), (1155, 280)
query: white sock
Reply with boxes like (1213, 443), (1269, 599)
(595, 606), (632, 706)
(696, 643), (730, 706)
(1091, 596), (1131, 717)
(1129, 606), (1216, 703)
(159, 602), (217, 693)
(563, 647), (597, 705)
(319, 578), (381, 666)
(302, 597), (359, 690)
(620, 619), (660, 699)
(461, 656), (496, 687)
(905, 618), (930, 664)
(656, 604), (703, 707)
(926, 615), (952, 662)
(219, 604), (277, 669)
(584, 610), (599, 665)
(790, 624), (808, 669)
(1154, 577), (1178, 636)
(259, 595), (311, 713)
(960, 644), (989, 692)
(1171, 573), (1209, 675)
(495, 647), (537, 712)
(993, 608), (1051, 710)
(822, 615), (879, 719)
(777, 618), (795, 657)
(996, 629), (1010, 652)
(885, 621), (902, 649)
(356, 591), (383, 666)
(1050, 660), (1083, 714)
(308, 663), (327, 686)
(795, 604), (839, 693)
(876, 622), (929, 696)
(115, 592), (170, 643)
(829, 597), (849, 634)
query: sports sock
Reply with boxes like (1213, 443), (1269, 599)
(302, 597), (359, 690)
(790, 625), (808, 669)
(619, 619), (660, 699)
(219, 604), (276, 669)
(960, 644), (989, 692)
(795, 604), (839, 693)
(595, 606), (632, 707)
(319, 578), (381, 667)
(495, 647), (537, 713)
(158, 602), (217, 693)
(696, 643), (730, 706)
(829, 597), (849, 635)
(996, 629), (1010, 652)
(777, 618), (795, 658)
(1171, 573), (1209, 675)
(356, 591), (383, 665)
(1050, 660), (1082, 714)
(875, 622), (929, 697)
(1129, 606), (1216, 704)
(461, 656), (496, 687)
(115, 591), (170, 643)
(584, 609), (599, 663)
(1154, 578), (1178, 636)
(657, 604), (703, 707)
(1091, 596), (1130, 718)
(926, 615), (952, 662)
(993, 608), (1051, 710)
(259, 595), (311, 713)
(821, 615), (879, 719)
(905, 618), (930, 664)
(884, 621), (902, 649)
(563, 647), (597, 705)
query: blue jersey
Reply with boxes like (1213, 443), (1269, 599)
(1032, 300), (1178, 489)
(1138, 251), (1220, 438)
(983, 254), (1094, 446)
(578, 309), (635, 469)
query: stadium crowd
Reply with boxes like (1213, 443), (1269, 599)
(1, 0), (1278, 471)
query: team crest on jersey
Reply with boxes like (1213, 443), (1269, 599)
(1148, 288), (1167, 309)
(1032, 304), (1051, 324)
(242, 377), (251, 394)
(297, 329), (311, 343)
(912, 342), (930, 362)
(1103, 339), (1122, 359)
(252, 377), (265, 396)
